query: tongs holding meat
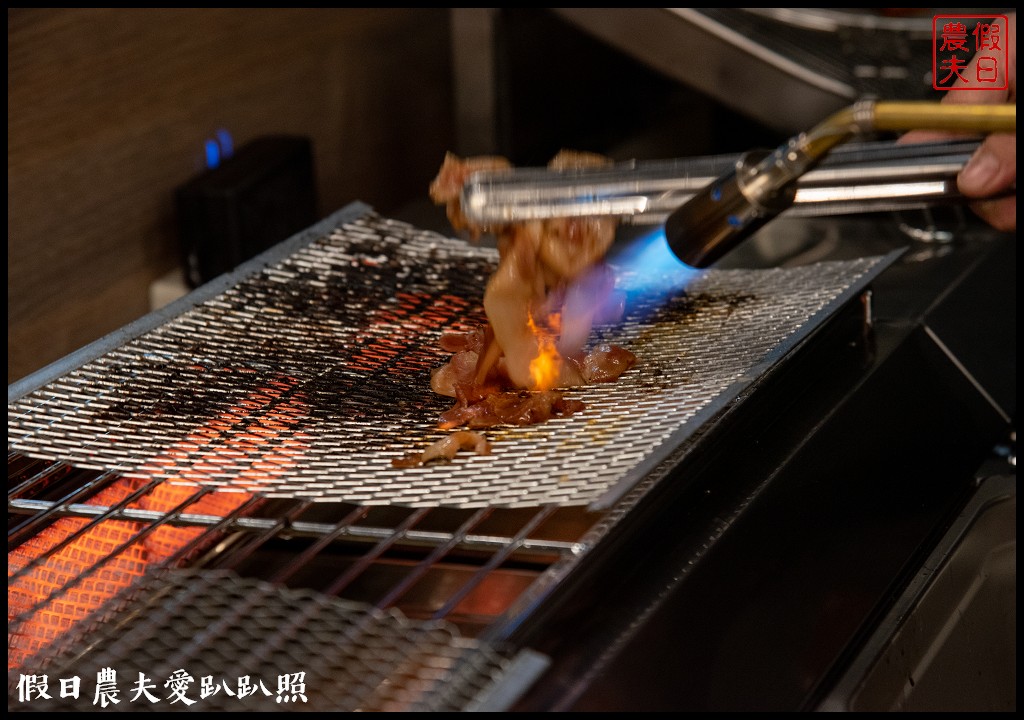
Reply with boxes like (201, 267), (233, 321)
(461, 100), (1015, 268)
(459, 137), (985, 227)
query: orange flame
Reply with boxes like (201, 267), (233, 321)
(526, 310), (562, 390)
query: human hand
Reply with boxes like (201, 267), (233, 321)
(900, 13), (1016, 231)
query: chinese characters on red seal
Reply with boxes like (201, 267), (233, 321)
(933, 15), (1009, 90)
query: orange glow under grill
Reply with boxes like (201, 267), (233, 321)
(348, 293), (469, 375)
(8, 377), (310, 670)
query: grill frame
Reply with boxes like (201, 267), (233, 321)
(8, 203), (897, 509)
(9, 202), (910, 712)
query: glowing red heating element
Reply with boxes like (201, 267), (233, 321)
(7, 377), (310, 670)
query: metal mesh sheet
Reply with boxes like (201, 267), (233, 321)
(7, 207), (891, 507)
(8, 568), (533, 712)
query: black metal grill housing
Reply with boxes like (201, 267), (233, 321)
(9, 203), (909, 711)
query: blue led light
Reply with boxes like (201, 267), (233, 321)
(216, 128), (234, 159)
(204, 139), (221, 169)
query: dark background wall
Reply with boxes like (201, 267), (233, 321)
(8, 8), (784, 385)
(8, 8), (456, 383)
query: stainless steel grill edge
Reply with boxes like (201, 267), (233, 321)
(12, 202), (1007, 712)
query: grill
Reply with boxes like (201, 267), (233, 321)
(7, 206), (888, 507)
(10, 568), (532, 712)
(8, 202), (1010, 711)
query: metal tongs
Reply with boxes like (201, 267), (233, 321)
(461, 100), (1016, 267)
(460, 137), (983, 226)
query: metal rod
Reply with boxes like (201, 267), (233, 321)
(161, 493), (267, 567)
(8, 470), (122, 549)
(206, 498), (314, 570)
(7, 476), (165, 584)
(7, 455), (65, 498)
(8, 498), (579, 555)
(9, 485), (213, 623)
(872, 101), (1016, 134)
(322, 507), (432, 596)
(430, 505), (557, 621)
(375, 507), (494, 610)
(268, 504), (370, 584)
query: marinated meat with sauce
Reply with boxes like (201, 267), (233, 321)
(393, 150), (637, 467)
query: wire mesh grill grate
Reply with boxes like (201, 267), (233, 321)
(8, 568), (533, 712)
(8, 208), (890, 507)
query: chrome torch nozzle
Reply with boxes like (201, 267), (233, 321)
(664, 149), (801, 268)
(664, 100), (1016, 268)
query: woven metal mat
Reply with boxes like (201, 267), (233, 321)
(7, 206), (893, 507)
(8, 568), (539, 712)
